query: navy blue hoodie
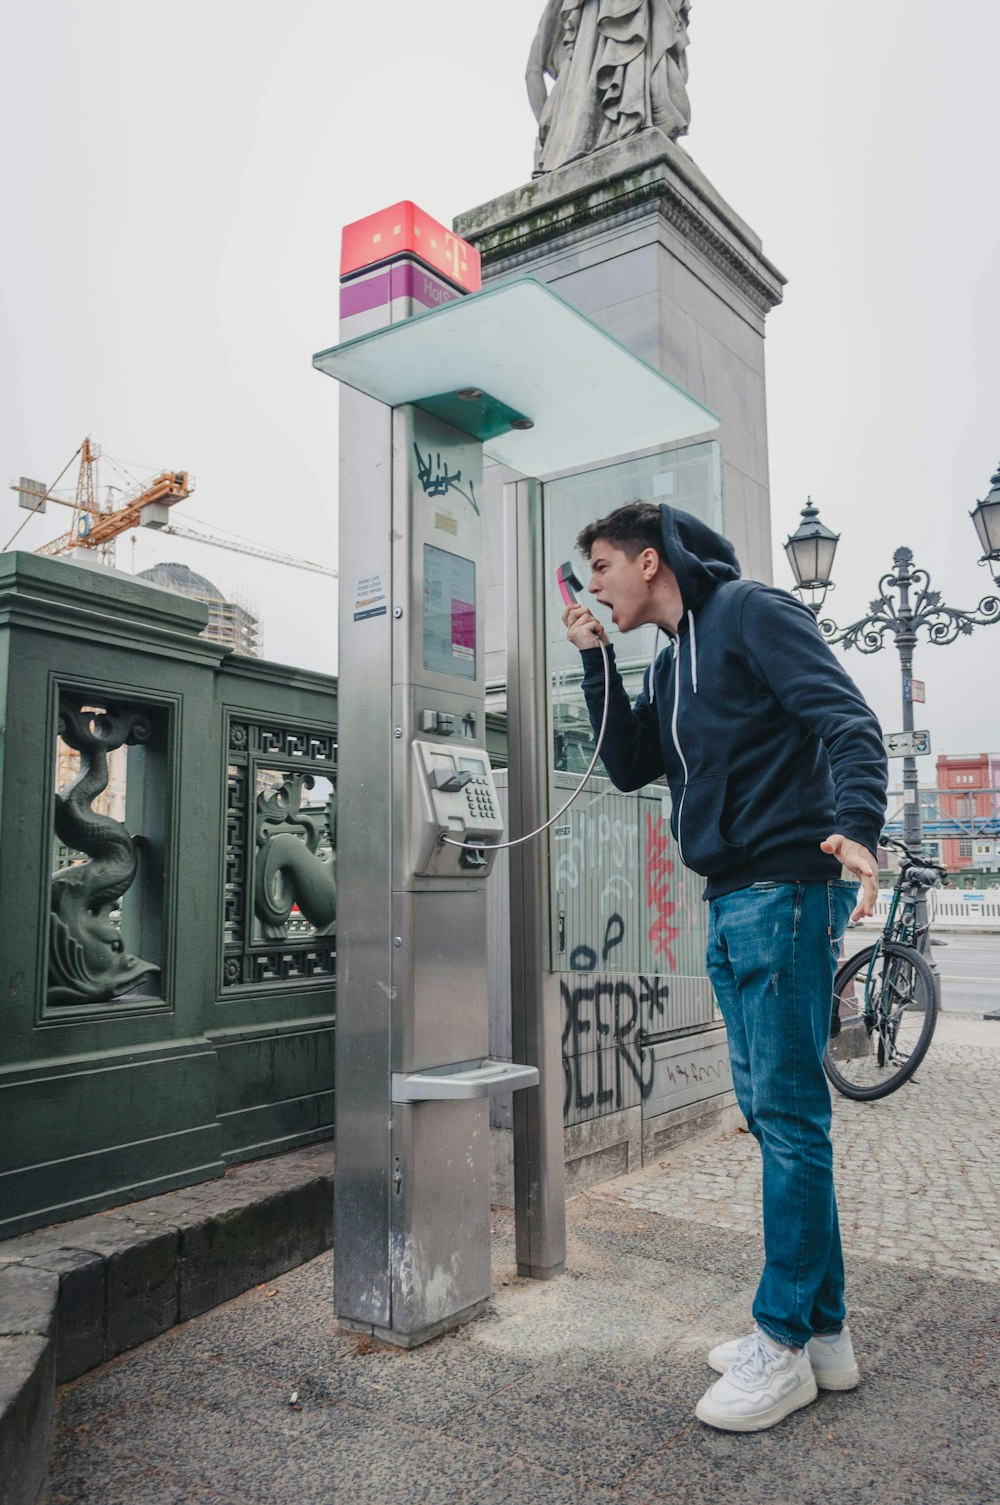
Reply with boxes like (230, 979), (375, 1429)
(579, 505), (888, 899)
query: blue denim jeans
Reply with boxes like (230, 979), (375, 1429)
(706, 879), (857, 1351)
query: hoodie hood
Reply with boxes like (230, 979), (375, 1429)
(659, 505), (741, 613)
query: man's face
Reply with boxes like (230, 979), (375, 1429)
(586, 538), (657, 633)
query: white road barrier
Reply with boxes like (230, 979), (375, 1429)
(858, 888), (1000, 931)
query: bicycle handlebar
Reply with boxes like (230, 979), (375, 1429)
(878, 833), (949, 887)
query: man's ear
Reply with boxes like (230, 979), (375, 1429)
(641, 546), (660, 581)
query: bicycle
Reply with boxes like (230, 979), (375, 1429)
(824, 835), (948, 1101)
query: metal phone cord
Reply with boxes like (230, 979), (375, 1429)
(440, 634), (610, 853)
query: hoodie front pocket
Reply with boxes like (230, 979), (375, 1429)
(677, 775), (748, 877)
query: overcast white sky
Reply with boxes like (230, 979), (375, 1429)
(2, 0), (998, 764)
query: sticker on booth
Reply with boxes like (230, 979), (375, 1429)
(353, 573), (388, 622)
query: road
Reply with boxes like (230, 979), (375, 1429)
(845, 927), (1000, 1014)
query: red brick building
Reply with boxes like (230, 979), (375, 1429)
(936, 752), (993, 870)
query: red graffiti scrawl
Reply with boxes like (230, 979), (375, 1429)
(645, 813), (679, 967)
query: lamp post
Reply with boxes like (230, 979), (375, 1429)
(784, 464), (1000, 857)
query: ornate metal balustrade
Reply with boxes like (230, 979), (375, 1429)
(223, 717), (338, 990)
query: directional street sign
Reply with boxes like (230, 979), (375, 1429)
(883, 729), (931, 758)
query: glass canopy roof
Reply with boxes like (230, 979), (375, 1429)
(313, 278), (718, 476)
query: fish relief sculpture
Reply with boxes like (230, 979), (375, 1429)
(254, 774), (337, 941)
(49, 703), (160, 1005)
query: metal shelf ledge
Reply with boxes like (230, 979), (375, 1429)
(392, 1059), (539, 1103)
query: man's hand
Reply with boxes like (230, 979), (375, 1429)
(820, 834), (878, 921)
(563, 602), (609, 650)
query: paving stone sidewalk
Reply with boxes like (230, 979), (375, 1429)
(615, 1013), (1000, 1284)
(47, 1014), (1000, 1505)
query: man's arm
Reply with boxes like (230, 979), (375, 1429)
(739, 587), (888, 920)
(564, 603), (665, 792)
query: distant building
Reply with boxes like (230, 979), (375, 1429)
(882, 783), (941, 865)
(935, 752), (998, 871)
(137, 561), (260, 656)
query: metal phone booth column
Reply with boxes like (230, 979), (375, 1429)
(314, 202), (717, 1347)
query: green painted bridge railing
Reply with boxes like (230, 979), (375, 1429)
(0, 552), (351, 1237)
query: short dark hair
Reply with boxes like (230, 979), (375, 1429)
(576, 500), (667, 564)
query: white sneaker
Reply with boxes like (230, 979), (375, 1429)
(696, 1331), (817, 1433)
(708, 1322), (860, 1392)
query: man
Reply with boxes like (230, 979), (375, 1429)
(563, 501), (887, 1433)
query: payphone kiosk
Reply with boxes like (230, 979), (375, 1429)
(315, 203), (717, 1347)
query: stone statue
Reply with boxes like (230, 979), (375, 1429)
(527, 0), (692, 176)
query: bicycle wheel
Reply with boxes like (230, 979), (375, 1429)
(824, 941), (938, 1101)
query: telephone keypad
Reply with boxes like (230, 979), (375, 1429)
(464, 774), (497, 825)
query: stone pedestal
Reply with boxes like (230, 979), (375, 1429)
(455, 127), (786, 584)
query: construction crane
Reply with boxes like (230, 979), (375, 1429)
(10, 437), (336, 579)
(12, 437), (192, 568)
(156, 522), (337, 579)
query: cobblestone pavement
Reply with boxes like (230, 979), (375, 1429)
(607, 1012), (1000, 1283)
(47, 1013), (1000, 1505)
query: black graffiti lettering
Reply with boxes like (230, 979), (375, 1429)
(413, 443), (480, 515)
(568, 912), (624, 973)
(616, 1037), (654, 1099)
(560, 980), (594, 1111)
(593, 981), (615, 1105)
(593, 981), (614, 1041)
(613, 982), (638, 1107)
(602, 912), (625, 962)
(561, 972), (656, 1119)
(659, 1057), (730, 1089)
(639, 973), (670, 1026)
(614, 980), (639, 1040)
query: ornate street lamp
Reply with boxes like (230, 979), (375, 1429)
(783, 498), (840, 613)
(970, 463), (1000, 583)
(784, 468), (1000, 860)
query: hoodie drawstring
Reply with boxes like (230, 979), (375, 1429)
(665, 616), (697, 864)
(650, 612), (697, 709)
(670, 630), (688, 865)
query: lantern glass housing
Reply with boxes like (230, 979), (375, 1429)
(971, 466), (1000, 560)
(784, 499), (840, 610)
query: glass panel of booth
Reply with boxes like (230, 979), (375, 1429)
(543, 441), (722, 1027)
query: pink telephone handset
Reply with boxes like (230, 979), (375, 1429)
(556, 561), (584, 608)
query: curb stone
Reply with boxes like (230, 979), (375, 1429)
(0, 1141), (333, 1505)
